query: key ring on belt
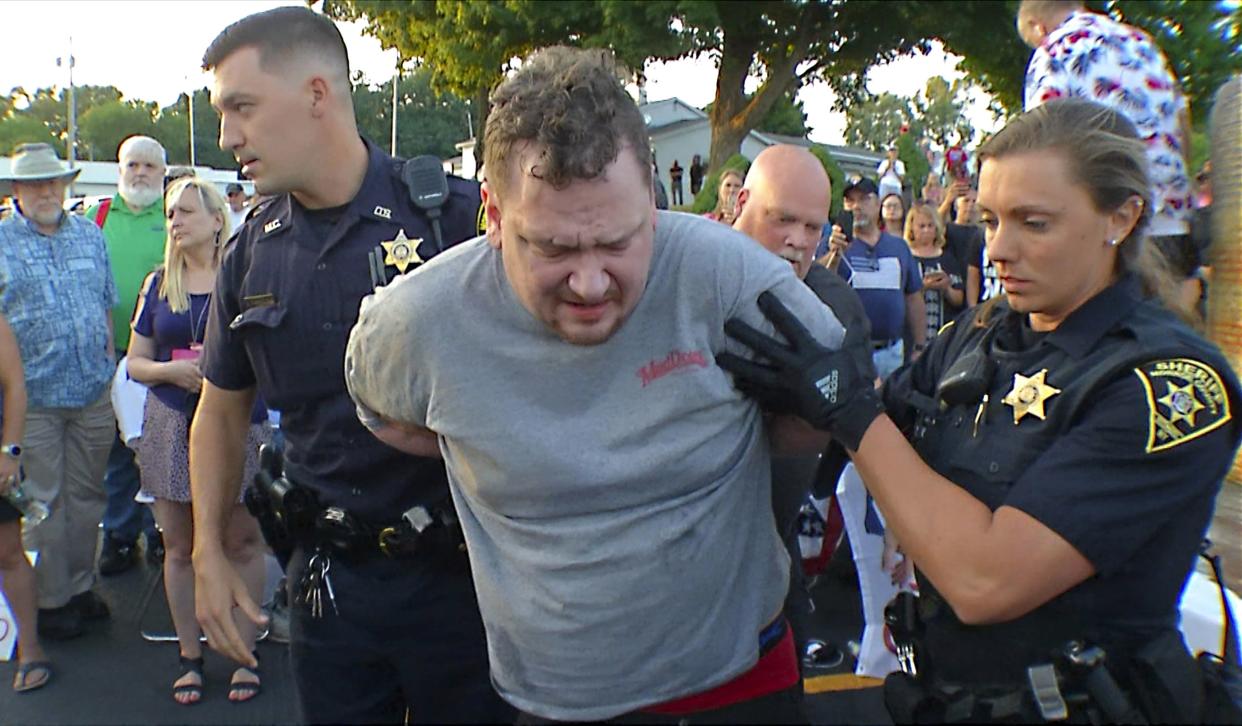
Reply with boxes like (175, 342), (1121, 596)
(377, 526), (401, 557)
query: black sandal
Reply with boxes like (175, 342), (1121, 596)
(172, 655), (204, 705)
(229, 651), (262, 703)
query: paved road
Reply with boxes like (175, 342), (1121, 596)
(0, 545), (888, 725)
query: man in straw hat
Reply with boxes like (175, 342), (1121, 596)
(0, 142), (119, 641)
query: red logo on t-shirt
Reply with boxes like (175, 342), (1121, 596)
(637, 350), (708, 387)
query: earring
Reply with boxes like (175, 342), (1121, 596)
(1107, 238), (1119, 247)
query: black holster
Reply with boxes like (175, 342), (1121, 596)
(1119, 630), (1205, 724)
(244, 444), (318, 568)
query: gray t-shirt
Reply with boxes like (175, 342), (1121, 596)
(346, 211), (845, 720)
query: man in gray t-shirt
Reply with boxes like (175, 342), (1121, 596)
(344, 47), (845, 722)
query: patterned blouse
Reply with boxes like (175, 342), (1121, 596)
(1024, 9), (1192, 236)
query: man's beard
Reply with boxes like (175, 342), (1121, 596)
(119, 180), (162, 210)
(25, 203), (63, 229)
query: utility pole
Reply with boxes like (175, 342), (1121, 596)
(56, 37), (76, 188)
(391, 61), (401, 156)
(188, 86), (196, 167)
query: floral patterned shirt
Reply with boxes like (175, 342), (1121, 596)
(1025, 9), (1191, 236)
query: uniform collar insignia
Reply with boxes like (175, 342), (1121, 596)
(1002, 368), (1061, 424)
(380, 228), (423, 273)
(263, 218), (282, 234)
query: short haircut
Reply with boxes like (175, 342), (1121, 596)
(118, 135), (166, 166)
(202, 6), (350, 87)
(1017, 0), (1083, 27)
(484, 46), (651, 196)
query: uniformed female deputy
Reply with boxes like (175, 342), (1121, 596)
(720, 98), (1242, 723)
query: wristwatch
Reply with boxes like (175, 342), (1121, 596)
(1, 444), (21, 459)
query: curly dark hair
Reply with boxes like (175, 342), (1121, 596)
(484, 46), (651, 196)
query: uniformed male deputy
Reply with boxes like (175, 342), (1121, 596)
(188, 8), (505, 723)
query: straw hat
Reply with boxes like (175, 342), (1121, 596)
(0, 143), (81, 195)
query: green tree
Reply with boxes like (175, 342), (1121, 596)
(913, 77), (974, 149)
(7, 85), (125, 157)
(0, 116), (57, 153)
(844, 93), (913, 152)
(76, 100), (159, 161)
(156, 88), (235, 170)
(323, 0), (931, 177)
(756, 87), (810, 137)
(351, 67), (472, 160)
(808, 145), (846, 217)
(896, 131), (931, 195)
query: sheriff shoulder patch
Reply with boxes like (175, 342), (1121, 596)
(1133, 358), (1232, 453)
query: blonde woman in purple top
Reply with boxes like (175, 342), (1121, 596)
(126, 177), (269, 705)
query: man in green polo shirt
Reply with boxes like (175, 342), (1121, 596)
(86, 135), (167, 576)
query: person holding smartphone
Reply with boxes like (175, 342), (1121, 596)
(125, 177), (270, 705)
(904, 203), (966, 353)
(0, 312), (52, 693)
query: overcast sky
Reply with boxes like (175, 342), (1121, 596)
(1, 0), (1002, 147)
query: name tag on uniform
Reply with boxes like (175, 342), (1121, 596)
(242, 293), (277, 310)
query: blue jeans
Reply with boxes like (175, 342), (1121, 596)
(102, 425), (156, 542)
(872, 339), (905, 381)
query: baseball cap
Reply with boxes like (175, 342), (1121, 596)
(843, 177), (879, 198)
(226, 183), (244, 195)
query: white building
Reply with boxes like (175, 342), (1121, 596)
(0, 157), (252, 201)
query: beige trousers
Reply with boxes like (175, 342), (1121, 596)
(22, 390), (114, 609)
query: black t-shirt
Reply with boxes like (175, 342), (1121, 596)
(952, 222), (999, 303)
(805, 264), (877, 381)
(913, 249), (966, 345)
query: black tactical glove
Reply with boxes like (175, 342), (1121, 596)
(717, 291), (885, 451)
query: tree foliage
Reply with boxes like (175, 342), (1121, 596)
(755, 87), (810, 138)
(323, 0), (933, 178)
(808, 145), (846, 217)
(77, 100), (159, 162)
(914, 77), (974, 149)
(351, 67), (471, 160)
(154, 88), (237, 170)
(844, 93), (912, 152)
(896, 131), (931, 195)
(0, 115), (56, 153)
(845, 77), (976, 159)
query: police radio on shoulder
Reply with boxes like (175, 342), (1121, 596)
(402, 156), (450, 253)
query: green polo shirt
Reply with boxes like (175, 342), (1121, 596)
(85, 196), (166, 351)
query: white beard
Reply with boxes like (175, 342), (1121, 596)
(119, 180), (162, 210)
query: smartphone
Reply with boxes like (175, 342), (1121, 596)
(724, 187), (742, 223)
(832, 210), (853, 241)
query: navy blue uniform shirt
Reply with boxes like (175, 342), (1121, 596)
(884, 277), (1242, 670)
(201, 139), (481, 520)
